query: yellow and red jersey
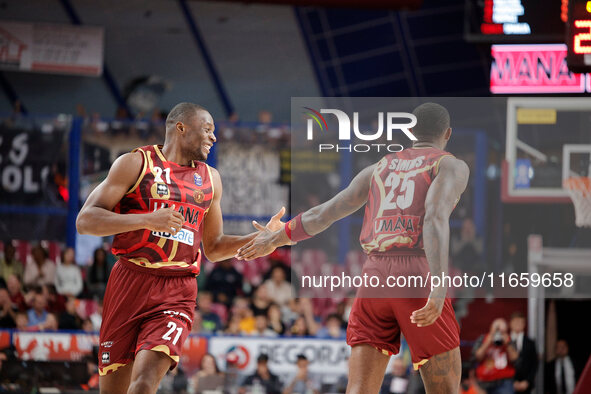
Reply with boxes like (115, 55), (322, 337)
(359, 147), (454, 254)
(111, 145), (214, 275)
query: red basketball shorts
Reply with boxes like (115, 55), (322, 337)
(346, 252), (460, 370)
(98, 259), (197, 376)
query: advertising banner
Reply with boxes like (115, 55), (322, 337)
(208, 336), (350, 375)
(0, 21), (103, 76)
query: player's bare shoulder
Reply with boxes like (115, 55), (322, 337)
(108, 151), (144, 184)
(207, 166), (222, 198)
(438, 155), (469, 190)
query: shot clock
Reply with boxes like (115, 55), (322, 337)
(567, 0), (591, 72)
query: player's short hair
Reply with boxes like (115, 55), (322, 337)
(411, 102), (450, 140)
(165, 102), (207, 130)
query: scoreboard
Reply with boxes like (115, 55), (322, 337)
(566, 0), (591, 72)
(465, 0), (567, 43)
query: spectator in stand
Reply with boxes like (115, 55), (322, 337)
(206, 259), (243, 306)
(0, 241), (24, 283)
(159, 365), (189, 394)
(84, 354), (100, 390)
(191, 310), (203, 334)
(451, 218), (483, 272)
(198, 291), (222, 334)
(5, 275), (26, 311)
(509, 312), (537, 393)
(0, 288), (17, 328)
(191, 353), (225, 393)
(27, 292), (48, 328)
(40, 284), (66, 313)
(460, 363), (484, 394)
(315, 314), (346, 339)
(267, 302), (285, 335)
(240, 354), (282, 394)
(251, 285), (271, 315)
(224, 313), (242, 336)
(23, 244), (56, 288)
(473, 318), (518, 393)
(380, 357), (410, 394)
(251, 311), (278, 337)
(287, 298), (319, 337)
(263, 265), (292, 307)
(43, 313), (59, 331)
(232, 296), (255, 334)
(89, 299), (103, 332)
(546, 340), (576, 394)
(282, 298), (302, 326)
(55, 247), (83, 297)
(336, 296), (355, 323)
(58, 296), (82, 330)
(288, 316), (309, 337)
(81, 318), (94, 332)
(15, 312), (28, 330)
(87, 247), (110, 298)
(283, 354), (320, 394)
(327, 358), (349, 394)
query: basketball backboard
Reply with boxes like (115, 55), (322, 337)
(503, 98), (591, 203)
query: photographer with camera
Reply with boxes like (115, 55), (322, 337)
(473, 318), (519, 394)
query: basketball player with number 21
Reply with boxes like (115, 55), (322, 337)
(76, 102), (286, 394)
(236, 103), (470, 393)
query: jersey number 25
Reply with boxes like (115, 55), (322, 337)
(383, 172), (415, 210)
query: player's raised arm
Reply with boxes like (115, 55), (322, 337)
(235, 163), (376, 261)
(76, 152), (184, 236)
(201, 167), (286, 262)
(410, 156), (469, 327)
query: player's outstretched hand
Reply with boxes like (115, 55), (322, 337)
(146, 204), (184, 234)
(235, 228), (278, 261)
(252, 206), (286, 232)
(410, 296), (444, 327)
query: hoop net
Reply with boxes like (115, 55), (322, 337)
(564, 177), (591, 228)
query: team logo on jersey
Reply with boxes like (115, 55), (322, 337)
(157, 183), (169, 196)
(194, 189), (205, 203)
(101, 352), (110, 364)
(151, 183), (170, 199)
(194, 173), (203, 186)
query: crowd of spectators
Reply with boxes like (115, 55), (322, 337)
(0, 240), (357, 343)
(0, 240), (110, 333)
(0, 239), (357, 392)
(464, 311), (581, 394)
(1, 239), (584, 394)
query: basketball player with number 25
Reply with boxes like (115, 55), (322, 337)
(237, 103), (469, 393)
(77, 102), (286, 394)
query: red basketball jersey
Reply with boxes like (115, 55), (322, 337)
(111, 145), (214, 275)
(359, 147), (454, 254)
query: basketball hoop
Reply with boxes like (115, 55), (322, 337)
(564, 177), (591, 228)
